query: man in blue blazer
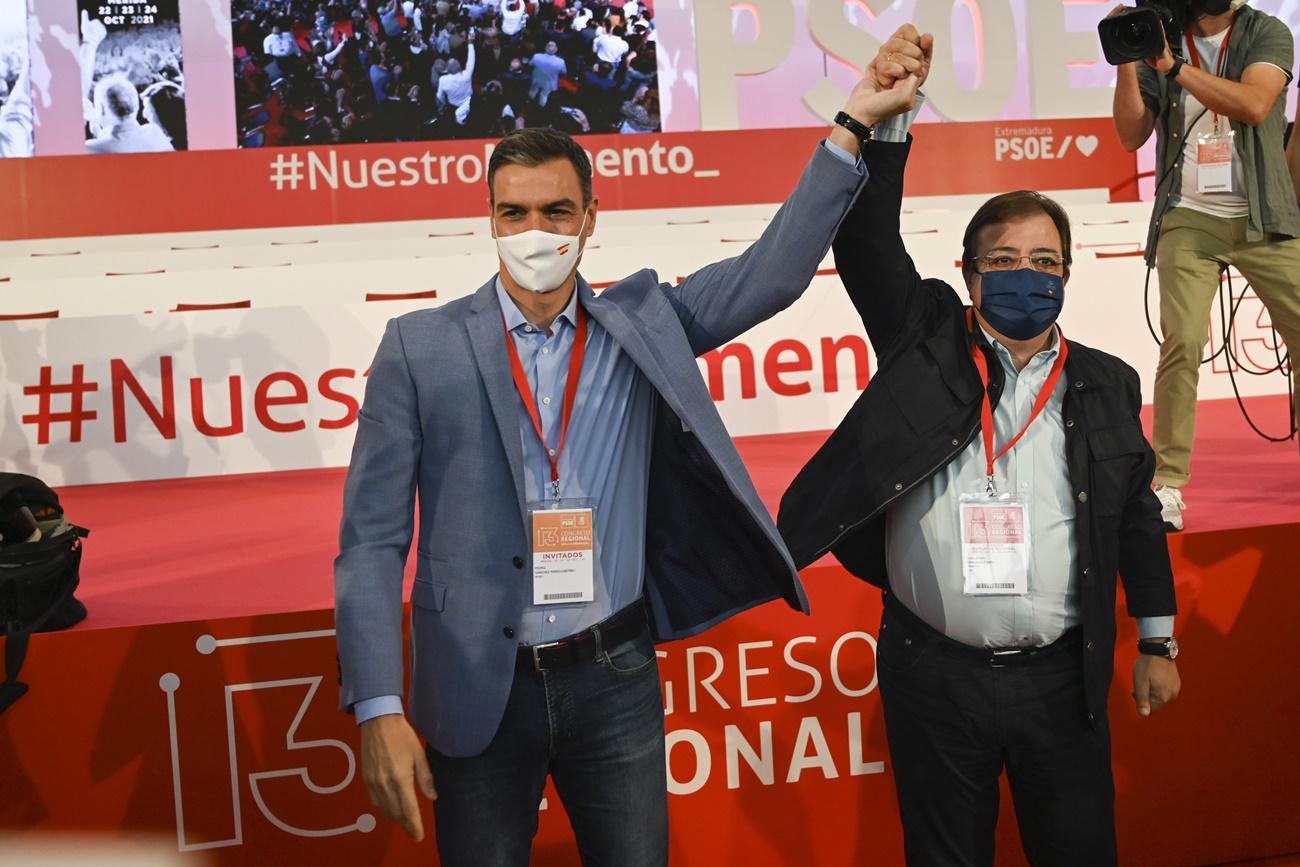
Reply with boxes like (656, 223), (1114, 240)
(335, 71), (920, 865)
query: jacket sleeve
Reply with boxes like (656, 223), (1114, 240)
(660, 142), (867, 356)
(334, 318), (423, 712)
(831, 136), (928, 363)
(1116, 368), (1178, 619)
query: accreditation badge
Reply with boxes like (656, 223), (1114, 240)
(527, 499), (596, 605)
(959, 486), (1030, 596)
(1195, 128), (1237, 195)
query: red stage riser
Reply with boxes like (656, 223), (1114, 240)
(2, 524), (1297, 866)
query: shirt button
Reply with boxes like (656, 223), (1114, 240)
(1077, 491), (1089, 503)
(541, 347), (550, 354)
(503, 627), (515, 638)
(951, 438), (960, 447)
(548, 448), (556, 457)
(512, 556), (525, 569)
(894, 482), (903, 491)
(542, 396), (552, 405)
(1066, 419), (1075, 428)
(524, 325), (534, 333)
(1086, 641), (1096, 653)
(547, 614), (556, 623)
(1073, 381), (1084, 389)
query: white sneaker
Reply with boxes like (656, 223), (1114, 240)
(1154, 485), (1185, 532)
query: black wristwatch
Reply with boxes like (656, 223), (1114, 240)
(1165, 58), (1184, 83)
(1138, 637), (1180, 659)
(834, 111), (875, 145)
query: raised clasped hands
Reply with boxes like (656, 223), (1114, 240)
(843, 24), (934, 128)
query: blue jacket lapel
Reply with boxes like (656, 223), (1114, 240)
(467, 277), (528, 512)
(578, 277), (689, 421)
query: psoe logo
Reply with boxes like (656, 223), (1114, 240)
(994, 128), (1099, 161)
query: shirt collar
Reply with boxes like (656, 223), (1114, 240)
(978, 323), (1060, 375)
(494, 276), (578, 333)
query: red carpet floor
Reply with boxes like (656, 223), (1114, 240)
(57, 395), (1299, 631)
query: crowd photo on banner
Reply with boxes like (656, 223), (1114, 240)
(0, 0), (31, 157)
(231, 0), (660, 147)
(74, 0), (188, 153)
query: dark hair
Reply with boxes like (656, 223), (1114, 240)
(145, 84), (187, 149)
(105, 79), (142, 120)
(488, 128), (593, 206)
(961, 190), (1073, 272)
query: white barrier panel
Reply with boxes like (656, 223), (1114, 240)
(1, 301), (418, 486)
(3, 257), (1291, 487)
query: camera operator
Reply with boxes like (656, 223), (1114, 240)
(1111, 0), (1300, 532)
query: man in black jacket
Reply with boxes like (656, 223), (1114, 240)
(779, 26), (1182, 867)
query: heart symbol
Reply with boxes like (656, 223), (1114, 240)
(1076, 135), (1099, 157)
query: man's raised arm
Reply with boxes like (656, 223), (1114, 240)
(660, 56), (927, 356)
(830, 26), (933, 361)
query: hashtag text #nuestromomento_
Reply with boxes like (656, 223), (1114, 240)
(269, 141), (706, 192)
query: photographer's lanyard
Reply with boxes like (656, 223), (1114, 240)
(1185, 21), (1234, 131)
(967, 312), (1069, 496)
(503, 304), (588, 503)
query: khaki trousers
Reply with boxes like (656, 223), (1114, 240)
(1153, 207), (1300, 486)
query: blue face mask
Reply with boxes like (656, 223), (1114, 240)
(976, 268), (1064, 341)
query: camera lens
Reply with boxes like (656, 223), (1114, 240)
(1098, 7), (1167, 65)
(1119, 19), (1153, 52)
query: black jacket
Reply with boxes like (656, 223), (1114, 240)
(778, 138), (1177, 728)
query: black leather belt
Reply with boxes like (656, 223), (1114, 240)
(884, 592), (1081, 668)
(981, 630), (1080, 668)
(515, 602), (647, 673)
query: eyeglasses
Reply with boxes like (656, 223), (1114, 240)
(969, 253), (1067, 274)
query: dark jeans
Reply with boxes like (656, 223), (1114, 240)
(426, 624), (668, 867)
(877, 597), (1117, 867)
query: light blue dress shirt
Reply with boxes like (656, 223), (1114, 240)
(356, 137), (866, 725)
(495, 277), (656, 646)
(885, 328), (1175, 647)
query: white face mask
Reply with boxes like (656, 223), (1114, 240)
(493, 212), (589, 294)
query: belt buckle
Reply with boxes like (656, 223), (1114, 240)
(531, 640), (562, 673)
(990, 648), (1022, 668)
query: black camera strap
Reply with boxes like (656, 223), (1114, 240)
(0, 635), (32, 714)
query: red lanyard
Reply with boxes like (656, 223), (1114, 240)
(968, 312), (1069, 493)
(1184, 22), (1233, 127)
(503, 304), (588, 501)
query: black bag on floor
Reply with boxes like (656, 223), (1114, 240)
(0, 473), (89, 714)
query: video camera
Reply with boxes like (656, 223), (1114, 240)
(1097, 0), (1232, 65)
(1098, 2), (1185, 65)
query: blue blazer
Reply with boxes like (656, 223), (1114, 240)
(334, 145), (867, 756)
